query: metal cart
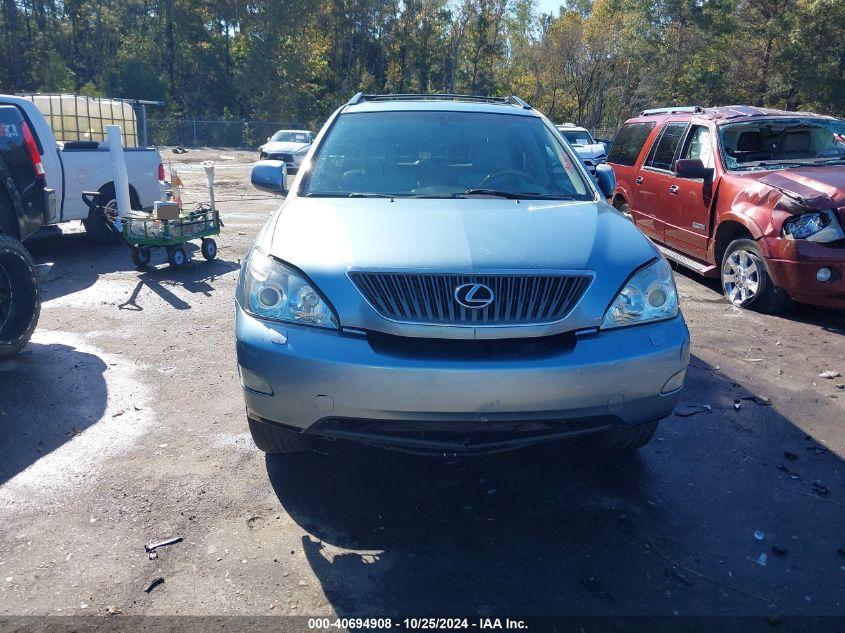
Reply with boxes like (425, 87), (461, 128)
(82, 193), (221, 269)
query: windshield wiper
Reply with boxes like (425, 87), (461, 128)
(462, 188), (577, 200)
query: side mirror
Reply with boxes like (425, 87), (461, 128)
(251, 160), (288, 195)
(594, 163), (616, 198)
(266, 136), (271, 142)
(675, 158), (714, 180)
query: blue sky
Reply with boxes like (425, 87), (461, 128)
(536, 0), (563, 16)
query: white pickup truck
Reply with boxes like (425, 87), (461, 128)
(0, 94), (165, 243)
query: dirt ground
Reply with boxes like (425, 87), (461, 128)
(1, 147), (844, 630)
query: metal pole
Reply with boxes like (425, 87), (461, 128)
(140, 104), (148, 146)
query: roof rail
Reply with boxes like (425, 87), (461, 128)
(640, 106), (703, 116)
(506, 95), (532, 110)
(346, 93), (532, 108)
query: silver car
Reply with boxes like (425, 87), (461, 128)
(258, 130), (314, 172)
(236, 94), (690, 455)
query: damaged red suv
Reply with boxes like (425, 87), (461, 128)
(608, 105), (845, 311)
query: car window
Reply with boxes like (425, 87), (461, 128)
(681, 125), (714, 168)
(606, 122), (656, 166)
(718, 118), (845, 171)
(560, 130), (593, 146)
(645, 122), (688, 171)
(305, 111), (592, 199)
(271, 131), (309, 143)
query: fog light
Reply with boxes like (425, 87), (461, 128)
(816, 267), (832, 282)
(661, 369), (687, 394)
(239, 366), (273, 395)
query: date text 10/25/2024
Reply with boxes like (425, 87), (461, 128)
(307, 618), (528, 630)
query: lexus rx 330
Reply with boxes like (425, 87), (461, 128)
(236, 94), (690, 455)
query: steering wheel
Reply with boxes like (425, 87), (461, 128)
(479, 169), (540, 189)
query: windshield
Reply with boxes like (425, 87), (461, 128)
(271, 131), (310, 143)
(719, 118), (845, 171)
(559, 129), (594, 146)
(305, 111), (592, 199)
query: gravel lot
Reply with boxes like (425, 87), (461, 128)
(1, 148), (844, 626)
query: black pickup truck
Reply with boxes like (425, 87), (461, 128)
(0, 104), (55, 358)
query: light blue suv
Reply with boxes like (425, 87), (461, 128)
(236, 94), (690, 455)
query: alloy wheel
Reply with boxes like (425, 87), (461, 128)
(722, 249), (760, 305)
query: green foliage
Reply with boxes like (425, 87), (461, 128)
(0, 0), (842, 130)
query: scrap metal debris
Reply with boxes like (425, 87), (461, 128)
(145, 536), (183, 553)
(740, 396), (772, 406)
(144, 577), (164, 593)
(754, 530), (765, 541)
(733, 399), (741, 410)
(674, 404), (712, 417)
(819, 370), (841, 379)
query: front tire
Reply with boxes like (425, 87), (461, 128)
(594, 421), (658, 450)
(248, 417), (313, 453)
(0, 235), (40, 359)
(721, 239), (791, 313)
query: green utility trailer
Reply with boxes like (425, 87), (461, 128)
(121, 206), (221, 268)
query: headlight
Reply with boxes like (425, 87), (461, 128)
(241, 248), (338, 329)
(602, 258), (678, 329)
(782, 210), (844, 242)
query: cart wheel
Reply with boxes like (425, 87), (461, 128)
(131, 246), (151, 268)
(201, 238), (218, 261)
(166, 245), (187, 269)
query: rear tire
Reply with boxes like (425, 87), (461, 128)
(248, 417), (313, 453)
(617, 200), (633, 221)
(201, 238), (217, 261)
(0, 235), (40, 359)
(83, 184), (140, 245)
(594, 421), (658, 450)
(131, 246), (151, 268)
(721, 239), (791, 313)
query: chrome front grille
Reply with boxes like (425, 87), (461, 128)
(349, 272), (592, 325)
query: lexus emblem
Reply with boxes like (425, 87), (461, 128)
(454, 283), (494, 309)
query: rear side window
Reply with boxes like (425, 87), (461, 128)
(607, 122), (656, 166)
(645, 122), (689, 171)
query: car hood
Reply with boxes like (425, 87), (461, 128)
(261, 198), (659, 338)
(260, 141), (309, 153)
(741, 166), (845, 209)
(572, 143), (607, 159)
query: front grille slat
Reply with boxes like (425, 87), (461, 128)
(349, 272), (591, 326)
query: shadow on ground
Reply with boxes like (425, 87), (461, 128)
(265, 355), (845, 617)
(24, 226), (240, 310)
(0, 341), (107, 484)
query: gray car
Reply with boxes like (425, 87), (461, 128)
(236, 94), (690, 456)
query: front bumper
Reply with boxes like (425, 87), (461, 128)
(763, 237), (845, 309)
(236, 306), (690, 449)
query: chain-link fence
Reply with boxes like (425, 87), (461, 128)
(145, 118), (619, 149)
(146, 119), (303, 148)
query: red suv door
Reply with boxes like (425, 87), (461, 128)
(632, 121), (689, 244)
(663, 123), (719, 262)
